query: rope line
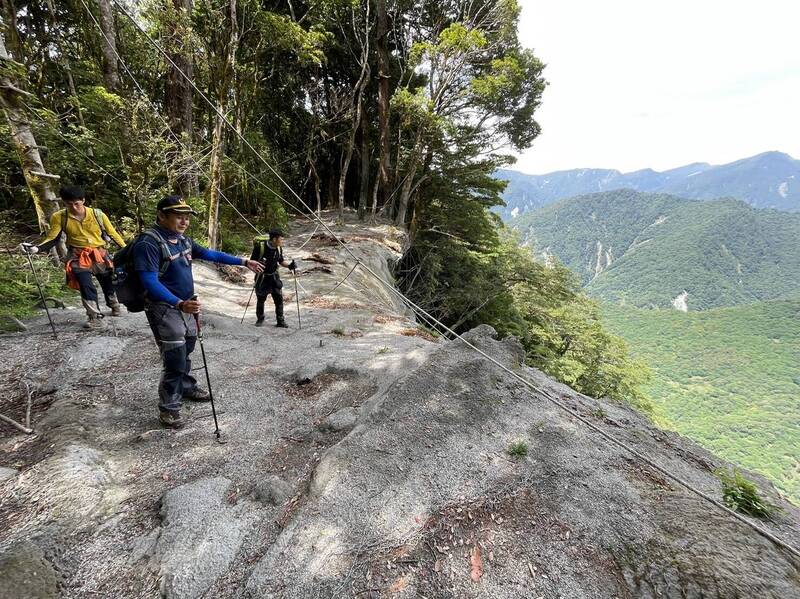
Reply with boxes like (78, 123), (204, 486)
(294, 222), (321, 252)
(103, 0), (800, 560)
(78, 0), (263, 237)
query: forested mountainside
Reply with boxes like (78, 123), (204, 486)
(603, 299), (800, 502)
(495, 151), (800, 219)
(512, 189), (800, 310)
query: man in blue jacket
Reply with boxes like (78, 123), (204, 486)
(134, 195), (264, 429)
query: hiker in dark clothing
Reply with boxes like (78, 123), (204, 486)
(250, 229), (297, 328)
(133, 195), (264, 429)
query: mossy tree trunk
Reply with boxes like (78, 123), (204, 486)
(206, 0), (237, 249)
(0, 31), (61, 241)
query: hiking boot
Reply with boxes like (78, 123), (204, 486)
(159, 410), (185, 429)
(275, 319), (289, 328)
(83, 316), (105, 330)
(255, 318), (264, 327)
(183, 387), (211, 402)
(108, 294), (123, 317)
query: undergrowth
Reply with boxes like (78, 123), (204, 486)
(0, 244), (73, 329)
(507, 440), (529, 458)
(715, 468), (780, 519)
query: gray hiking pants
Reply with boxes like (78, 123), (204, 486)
(145, 303), (198, 413)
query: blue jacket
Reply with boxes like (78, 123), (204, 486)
(133, 225), (245, 306)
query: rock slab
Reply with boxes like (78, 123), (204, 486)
(152, 477), (257, 599)
(0, 467), (18, 482)
(0, 542), (58, 599)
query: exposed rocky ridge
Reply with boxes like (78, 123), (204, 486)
(1, 214), (799, 598)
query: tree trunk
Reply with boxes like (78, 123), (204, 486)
(165, 0), (197, 196)
(336, 0), (370, 218)
(206, 113), (225, 248)
(337, 73), (369, 219)
(310, 162), (322, 215)
(96, 0), (121, 91)
(375, 0), (391, 213)
(395, 129), (423, 226)
(337, 95), (361, 218)
(0, 32), (61, 236)
(357, 110), (370, 220)
(206, 0), (237, 248)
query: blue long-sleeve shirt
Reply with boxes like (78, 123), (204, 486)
(133, 225), (245, 306)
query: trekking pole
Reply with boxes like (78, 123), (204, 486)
(23, 250), (58, 339)
(191, 296), (226, 444)
(240, 284), (255, 324)
(292, 270), (301, 329)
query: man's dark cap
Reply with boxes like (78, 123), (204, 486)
(157, 195), (198, 215)
(60, 186), (85, 202)
(269, 228), (285, 239)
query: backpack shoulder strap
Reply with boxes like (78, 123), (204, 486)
(93, 208), (110, 241)
(142, 229), (173, 276)
(253, 235), (268, 261)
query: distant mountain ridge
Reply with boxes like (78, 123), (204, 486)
(513, 189), (800, 310)
(496, 151), (800, 218)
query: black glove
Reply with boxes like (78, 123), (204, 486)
(288, 260), (297, 271)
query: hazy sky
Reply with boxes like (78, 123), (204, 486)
(513, 0), (800, 174)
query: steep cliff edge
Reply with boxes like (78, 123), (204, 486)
(1, 214), (798, 598)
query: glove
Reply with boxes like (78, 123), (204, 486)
(18, 243), (38, 255)
(288, 260), (297, 271)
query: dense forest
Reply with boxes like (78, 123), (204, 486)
(1, 0), (648, 406)
(603, 299), (800, 502)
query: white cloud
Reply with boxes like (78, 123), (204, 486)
(513, 0), (800, 174)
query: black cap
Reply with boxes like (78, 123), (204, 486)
(156, 195), (197, 215)
(60, 186), (85, 201)
(269, 228), (285, 239)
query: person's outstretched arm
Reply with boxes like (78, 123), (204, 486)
(27, 212), (64, 254)
(192, 241), (264, 273)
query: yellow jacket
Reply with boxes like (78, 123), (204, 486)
(39, 208), (126, 251)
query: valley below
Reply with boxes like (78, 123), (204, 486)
(602, 299), (800, 503)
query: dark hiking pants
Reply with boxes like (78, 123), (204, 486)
(255, 289), (284, 323)
(145, 303), (198, 413)
(255, 273), (284, 323)
(73, 269), (115, 305)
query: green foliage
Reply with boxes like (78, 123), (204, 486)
(603, 300), (800, 502)
(0, 245), (72, 325)
(331, 326), (345, 336)
(399, 187), (651, 409)
(507, 440), (528, 457)
(514, 190), (800, 310)
(716, 468), (780, 519)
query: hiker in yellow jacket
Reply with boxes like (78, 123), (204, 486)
(19, 186), (127, 329)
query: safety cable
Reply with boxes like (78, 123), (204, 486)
(78, 0), (264, 237)
(101, 0), (800, 560)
